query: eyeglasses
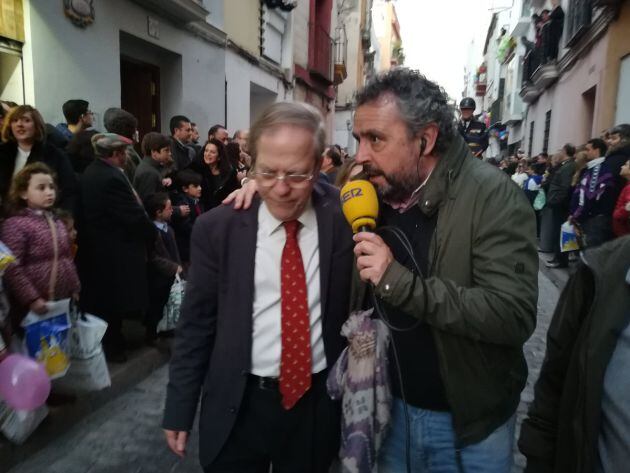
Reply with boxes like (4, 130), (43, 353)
(251, 170), (314, 188)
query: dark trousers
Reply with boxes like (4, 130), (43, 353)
(582, 214), (614, 249)
(145, 273), (173, 336)
(550, 206), (569, 266)
(204, 371), (339, 473)
(102, 314), (124, 350)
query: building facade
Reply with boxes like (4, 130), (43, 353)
(2, 0), (227, 138)
(521, 0), (630, 155)
(223, 0), (294, 134)
(333, 0), (377, 154)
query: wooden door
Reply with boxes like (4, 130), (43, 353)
(120, 57), (160, 142)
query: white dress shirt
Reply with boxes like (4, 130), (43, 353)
(250, 200), (326, 377)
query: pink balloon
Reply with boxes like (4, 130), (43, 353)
(0, 354), (51, 410)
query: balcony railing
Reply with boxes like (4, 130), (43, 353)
(333, 26), (348, 85)
(309, 23), (333, 83)
(520, 20), (561, 102)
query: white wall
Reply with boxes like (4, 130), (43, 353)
(22, 0), (225, 133)
(293, 0), (310, 68)
(334, 109), (356, 154)
(0, 53), (23, 103)
(224, 49), (290, 133)
(336, 0), (361, 107)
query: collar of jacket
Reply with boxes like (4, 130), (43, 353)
(581, 235), (630, 286)
(143, 155), (162, 170)
(416, 133), (471, 217)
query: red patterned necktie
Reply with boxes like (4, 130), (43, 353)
(279, 220), (312, 410)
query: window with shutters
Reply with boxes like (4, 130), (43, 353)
(543, 110), (551, 153)
(260, 3), (289, 64)
(528, 121), (535, 157)
(566, 0), (592, 46)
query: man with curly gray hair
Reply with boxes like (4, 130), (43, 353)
(350, 68), (538, 472)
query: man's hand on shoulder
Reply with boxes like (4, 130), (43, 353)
(222, 179), (258, 210)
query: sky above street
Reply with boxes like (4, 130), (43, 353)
(396, 0), (497, 100)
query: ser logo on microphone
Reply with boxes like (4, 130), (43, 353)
(341, 187), (364, 203)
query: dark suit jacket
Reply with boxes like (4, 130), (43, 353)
(163, 182), (354, 467)
(77, 159), (156, 316)
(170, 193), (204, 263)
(0, 140), (78, 214)
(66, 129), (98, 174)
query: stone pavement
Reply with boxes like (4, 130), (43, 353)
(511, 270), (562, 473)
(7, 364), (201, 473)
(7, 270), (562, 473)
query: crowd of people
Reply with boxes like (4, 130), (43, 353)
(489, 124), (630, 268)
(0, 98), (359, 365)
(0, 64), (629, 473)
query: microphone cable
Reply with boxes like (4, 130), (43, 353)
(366, 225), (429, 473)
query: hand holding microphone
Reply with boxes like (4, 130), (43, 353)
(340, 179), (393, 286)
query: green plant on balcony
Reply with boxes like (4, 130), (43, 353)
(392, 39), (405, 66)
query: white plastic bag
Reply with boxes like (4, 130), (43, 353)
(52, 348), (111, 395)
(69, 313), (108, 360)
(157, 275), (185, 333)
(560, 221), (580, 252)
(21, 299), (71, 379)
(0, 401), (48, 444)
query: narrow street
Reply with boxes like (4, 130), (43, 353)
(7, 271), (561, 473)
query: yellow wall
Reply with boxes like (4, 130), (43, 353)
(599, 0), (630, 129)
(223, 0), (260, 57)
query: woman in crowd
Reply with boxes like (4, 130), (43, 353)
(511, 159), (530, 189)
(225, 141), (248, 182)
(0, 163), (80, 331)
(0, 105), (76, 213)
(334, 158), (363, 188)
(188, 139), (239, 211)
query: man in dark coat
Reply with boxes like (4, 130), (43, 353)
(519, 235), (630, 473)
(77, 133), (156, 362)
(163, 103), (353, 473)
(170, 115), (195, 171)
(545, 144), (576, 268)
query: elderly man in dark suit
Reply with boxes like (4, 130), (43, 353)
(163, 102), (354, 473)
(77, 133), (156, 362)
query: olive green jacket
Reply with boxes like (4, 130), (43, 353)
(351, 134), (539, 446)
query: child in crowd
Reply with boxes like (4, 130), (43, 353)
(613, 160), (630, 237)
(144, 192), (181, 344)
(0, 163), (80, 331)
(171, 169), (204, 269)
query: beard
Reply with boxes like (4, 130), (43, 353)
(362, 162), (421, 204)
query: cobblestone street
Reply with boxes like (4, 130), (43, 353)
(7, 272), (561, 473)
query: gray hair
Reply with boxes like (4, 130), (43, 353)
(248, 102), (326, 167)
(355, 68), (456, 154)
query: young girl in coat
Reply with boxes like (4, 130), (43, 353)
(0, 163), (80, 331)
